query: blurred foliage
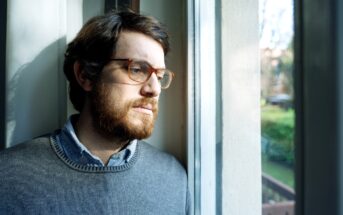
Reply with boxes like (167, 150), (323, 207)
(262, 155), (294, 188)
(262, 104), (295, 166)
(260, 41), (294, 98)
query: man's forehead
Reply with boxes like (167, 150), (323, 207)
(114, 31), (165, 68)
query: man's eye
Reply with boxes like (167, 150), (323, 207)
(156, 71), (165, 80)
(130, 67), (142, 73)
(157, 74), (164, 80)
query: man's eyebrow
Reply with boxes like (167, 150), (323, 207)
(132, 59), (166, 68)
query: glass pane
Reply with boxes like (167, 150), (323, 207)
(259, 0), (295, 214)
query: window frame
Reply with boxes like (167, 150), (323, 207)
(294, 0), (343, 214)
(187, 0), (261, 214)
(187, 0), (217, 214)
(0, 0), (6, 150)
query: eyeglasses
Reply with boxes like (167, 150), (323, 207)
(108, 58), (175, 89)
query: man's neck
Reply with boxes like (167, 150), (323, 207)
(74, 108), (129, 165)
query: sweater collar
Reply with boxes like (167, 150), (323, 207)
(55, 114), (137, 167)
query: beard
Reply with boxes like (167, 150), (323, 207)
(89, 82), (158, 141)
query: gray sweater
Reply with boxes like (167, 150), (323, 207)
(0, 134), (189, 214)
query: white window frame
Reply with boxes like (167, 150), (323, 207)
(187, 0), (217, 214)
(187, 0), (261, 214)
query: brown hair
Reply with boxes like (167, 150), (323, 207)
(63, 11), (169, 111)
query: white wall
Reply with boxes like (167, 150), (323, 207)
(6, 0), (67, 147)
(141, 0), (187, 166)
(6, 0), (104, 147)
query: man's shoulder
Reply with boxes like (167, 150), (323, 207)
(0, 135), (52, 162)
(138, 141), (182, 164)
(138, 141), (187, 177)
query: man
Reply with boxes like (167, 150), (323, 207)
(0, 11), (189, 214)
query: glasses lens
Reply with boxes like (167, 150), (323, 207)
(128, 60), (173, 89)
(129, 61), (150, 82)
(159, 70), (172, 89)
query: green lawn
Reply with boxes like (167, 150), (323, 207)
(262, 155), (295, 188)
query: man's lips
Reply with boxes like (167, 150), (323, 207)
(132, 105), (154, 115)
(131, 98), (157, 116)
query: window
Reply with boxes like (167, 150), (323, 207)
(188, 0), (343, 213)
(259, 0), (295, 214)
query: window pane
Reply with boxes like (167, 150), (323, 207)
(259, 0), (295, 214)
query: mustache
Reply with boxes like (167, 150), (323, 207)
(130, 98), (158, 112)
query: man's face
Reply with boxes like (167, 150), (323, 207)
(89, 31), (165, 141)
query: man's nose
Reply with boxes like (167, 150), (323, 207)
(140, 73), (161, 98)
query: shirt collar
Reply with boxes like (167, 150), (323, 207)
(57, 114), (137, 166)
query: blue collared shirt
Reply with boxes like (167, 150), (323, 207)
(54, 115), (137, 166)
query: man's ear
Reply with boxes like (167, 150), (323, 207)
(73, 61), (93, 92)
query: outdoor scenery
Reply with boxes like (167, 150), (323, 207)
(260, 0), (295, 214)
